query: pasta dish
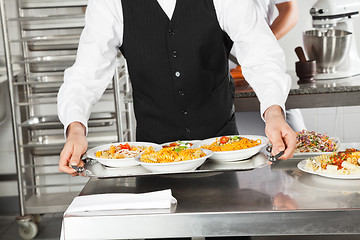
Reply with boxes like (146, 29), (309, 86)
(95, 143), (154, 159)
(201, 136), (261, 152)
(140, 146), (206, 163)
(305, 148), (360, 175)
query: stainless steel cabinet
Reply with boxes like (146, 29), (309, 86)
(0, 0), (134, 238)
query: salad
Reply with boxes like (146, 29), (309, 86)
(295, 130), (339, 153)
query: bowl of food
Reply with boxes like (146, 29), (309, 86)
(86, 142), (162, 168)
(136, 146), (212, 173)
(198, 135), (268, 162)
(303, 29), (352, 73)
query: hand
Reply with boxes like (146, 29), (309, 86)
(264, 105), (296, 160)
(273, 192), (298, 210)
(59, 122), (88, 176)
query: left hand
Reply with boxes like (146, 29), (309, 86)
(264, 105), (296, 160)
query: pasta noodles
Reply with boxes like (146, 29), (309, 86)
(140, 147), (205, 163)
(305, 148), (360, 175)
(201, 136), (261, 152)
(95, 144), (154, 159)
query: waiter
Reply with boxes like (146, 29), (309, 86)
(58, 0), (296, 176)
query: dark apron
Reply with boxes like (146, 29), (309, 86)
(120, 0), (238, 143)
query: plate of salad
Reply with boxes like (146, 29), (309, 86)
(293, 130), (340, 159)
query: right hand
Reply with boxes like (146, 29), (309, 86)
(59, 122), (88, 176)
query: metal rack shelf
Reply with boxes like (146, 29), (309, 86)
(20, 112), (116, 130)
(19, 0), (87, 9)
(0, 0), (134, 239)
(15, 35), (80, 51)
(20, 18), (85, 31)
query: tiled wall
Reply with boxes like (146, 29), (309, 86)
(0, 0), (360, 201)
(302, 106), (360, 143)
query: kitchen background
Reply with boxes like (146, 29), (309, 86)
(0, 0), (360, 211)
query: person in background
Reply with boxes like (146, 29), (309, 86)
(58, 1), (297, 238)
(232, 0), (306, 134)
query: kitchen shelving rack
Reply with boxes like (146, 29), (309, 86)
(0, 0), (135, 238)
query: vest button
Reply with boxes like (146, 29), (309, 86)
(178, 90), (184, 96)
(182, 110), (188, 115)
(175, 71), (181, 77)
(185, 128), (191, 133)
(169, 29), (175, 35)
(172, 50), (177, 58)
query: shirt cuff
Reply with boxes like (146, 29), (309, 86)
(62, 115), (89, 139)
(260, 102), (287, 122)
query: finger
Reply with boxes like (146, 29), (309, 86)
(280, 131), (297, 160)
(59, 145), (77, 174)
(268, 131), (286, 156)
(69, 146), (84, 167)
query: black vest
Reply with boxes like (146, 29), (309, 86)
(120, 0), (237, 143)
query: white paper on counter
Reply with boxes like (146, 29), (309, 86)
(61, 189), (177, 240)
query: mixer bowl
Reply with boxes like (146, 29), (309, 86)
(303, 29), (352, 73)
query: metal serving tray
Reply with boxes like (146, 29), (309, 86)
(24, 35), (80, 51)
(15, 55), (76, 73)
(15, 72), (64, 83)
(20, 112), (116, 130)
(84, 150), (269, 178)
(20, 0), (87, 9)
(19, 16), (85, 31)
(26, 74), (63, 83)
(31, 55), (75, 73)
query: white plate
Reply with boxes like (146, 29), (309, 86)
(297, 160), (360, 180)
(292, 151), (335, 159)
(86, 142), (162, 168)
(135, 149), (213, 173)
(197, 135), (269, 162)
(200, 152), (268, 171)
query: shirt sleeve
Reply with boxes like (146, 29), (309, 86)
(213, 0), (291, 119)
(57, 0), (123, 136)
(274, 0), (292, 4)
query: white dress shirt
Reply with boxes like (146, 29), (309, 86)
(256, 0), (291, 25)
(57, 0), (291, 134)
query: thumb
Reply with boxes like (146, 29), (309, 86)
(270, 132), (285, 155)
(69, 149), (82, 166)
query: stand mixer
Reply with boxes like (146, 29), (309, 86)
(304, 0), (360, 79)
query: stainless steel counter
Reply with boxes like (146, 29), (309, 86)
(235, 72), (360, 111)
(63, 156), (360, 239)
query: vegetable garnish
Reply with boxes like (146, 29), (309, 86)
(295, 130), (339, 153)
